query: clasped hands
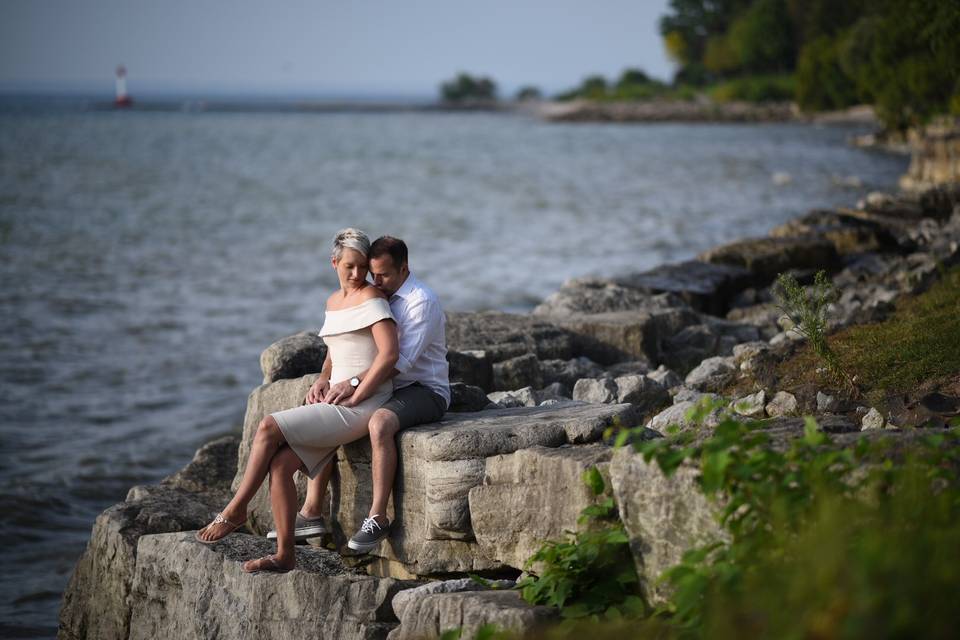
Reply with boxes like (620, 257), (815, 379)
(305, 377), (358, 407)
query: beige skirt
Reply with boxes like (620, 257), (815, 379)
(271, 389), (392, 478)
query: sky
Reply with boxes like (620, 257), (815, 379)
(0, 0), (674, 98)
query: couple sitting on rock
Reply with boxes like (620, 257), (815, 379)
(196, 229), (450, 573)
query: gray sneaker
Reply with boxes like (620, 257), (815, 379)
(266, 512), (327, 541)
(347, 515), (390, 553)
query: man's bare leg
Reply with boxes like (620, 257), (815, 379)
(368, 408), (400, 523)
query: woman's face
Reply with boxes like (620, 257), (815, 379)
(332, 247), (368, 288)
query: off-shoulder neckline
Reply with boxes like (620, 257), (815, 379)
(325, 296), (388, 314)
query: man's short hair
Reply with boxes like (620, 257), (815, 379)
(370, 236), (408, 268)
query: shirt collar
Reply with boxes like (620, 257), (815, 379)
(391, 272), (417, 301)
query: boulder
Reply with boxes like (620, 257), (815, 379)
(540, 356), (605, 390)
(609, 447), (728, 604)
(732, 390), (766, 418)
(684, 356), (736, 392)
(469, 444), (614, 570)
(488, 387), (539, 408)
(698, 234), (840, 286)
(613, 375), (671, 416)
(765, 391), (799, 417)
(492, 353), (543, 391)
(647, 365), (683, 390)
(260, 332), (327, 384)
(861, 407), (886, 431)
(605, 360), (653, 377)
(445, 311), (574, 363)
(572, 377), (618, 404)
(59, 437), (240, 640)
(768, 209), (898, 255)
(615, 260), (754, 315)
(128, 533), (419, 640)
(726, 302), (782, 341)
(658, 319), (759, 374)
(449, 382), (490, 412)
(387, 588), (556, 640)
(447, 350), (494, 391)
(532, 277), (669, 316)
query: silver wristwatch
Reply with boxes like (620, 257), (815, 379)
(349, 376), (360, 388)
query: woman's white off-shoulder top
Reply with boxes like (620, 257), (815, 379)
(318, 297), (395, 387)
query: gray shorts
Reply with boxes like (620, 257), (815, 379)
(380, 383), (447, 430)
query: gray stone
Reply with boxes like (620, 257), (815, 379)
(59, 437), (241, 640)
(765, 391), (799, 417)
(447, 349), (494, 391)
(698, 234), (840, 286)
(449, 382), (490, 412)
(391, 579), (515, 621)
(726, 302), (782, 341)
(647, 365), (683, 390)
(469, 445), (614, 570)
(445, 311), (574, 362)
(861, 407), (886, 431)
(532, 277), (669, 316)
(540, 356), (605, 390)
(606, 360), (654, 377)
(609, 447), (728, 604)
(732, 390), (766, 418)
(488, 387), (539, 408)
(387, 589), (556, 640)
(614, 374), (671, 415)
(615, 260), (754, 315)
(260, 331), (327, 384)
(493, 353), (543, 391)
(684, 356), (736, 392)
(572, 377), (618, 404)
(128, 533), (419, 640)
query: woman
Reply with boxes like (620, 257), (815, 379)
(196, 228), (398, 573)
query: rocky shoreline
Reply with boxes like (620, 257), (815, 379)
(59, 173), (960, 638)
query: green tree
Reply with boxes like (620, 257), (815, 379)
(728, 0), (796, 73)
(439, 72), (498, 104)
(514, 85), (542, 102)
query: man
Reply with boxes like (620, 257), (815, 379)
(267, 236), (449, 553)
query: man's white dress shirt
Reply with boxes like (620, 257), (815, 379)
(389, 273), (450, 407)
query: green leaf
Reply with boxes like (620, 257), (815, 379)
(439, 628), (462, 640)
(582, 466), (606, 495)
(475, 624), (500, 640)
(803, 417), (824, 446)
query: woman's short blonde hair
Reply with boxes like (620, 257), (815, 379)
(331, 228), (370, 261)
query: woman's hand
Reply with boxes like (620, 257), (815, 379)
(323, 380), (355, 405)
(305, 376), (330, 404)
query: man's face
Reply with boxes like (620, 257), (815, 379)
(369, 255), (408, 296)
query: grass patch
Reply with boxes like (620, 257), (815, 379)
(778, 265), (960, 406)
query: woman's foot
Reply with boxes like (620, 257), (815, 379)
(196, 511), (246, 544)
(242, 554), (294, 574)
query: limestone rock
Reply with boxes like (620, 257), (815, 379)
(540, 356), (605, 391)
(447, 349), (494, 391)
(469, 444), (614, 570)
(387, 589), (556, 640)
(391, 578), (515, 621)
(488, 387), (539, 408)
(445, 311), (573, 363)
(449, 382), (490, 412)
(128, 533), (419, 640)
(532, 277), (668, 316)
(765, 391), (799, 417)
(614, 260), (754, 315)
(732, 390), (766, 418)
(260, 331), (327, 384)
(684, 356), (736, 392)
(609, 447), (728, 604)
(59, 437), (240, 640)
(698, 234), (840, 286)
(861, 407), (886, 431)
(493, 353), (543, 391)
(647, 365), (683, 390)
(614, 374), (671, 415)
(606, 360), (653, 377)
(572, 377), (618, 404)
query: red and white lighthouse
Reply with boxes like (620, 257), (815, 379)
(114, 65), (132, 107)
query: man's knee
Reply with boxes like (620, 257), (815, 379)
(369, 409), (400, 445)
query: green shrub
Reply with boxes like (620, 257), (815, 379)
(709, 74), (795, 102)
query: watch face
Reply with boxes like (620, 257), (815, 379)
(350, 377), (360, 387)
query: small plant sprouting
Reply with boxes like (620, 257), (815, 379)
(773, 270), (855, 392)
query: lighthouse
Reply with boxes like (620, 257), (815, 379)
(115, 65), (132, 107)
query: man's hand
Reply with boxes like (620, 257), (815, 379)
(305, 377), (330, 404)
(323, 380), (356, 405)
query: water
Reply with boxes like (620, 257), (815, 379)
(0, 103), (908, 637)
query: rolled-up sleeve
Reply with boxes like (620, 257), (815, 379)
(394, 297), (440, 374)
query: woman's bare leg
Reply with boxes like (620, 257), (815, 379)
(243, 446), (304, 571)
(301, 460), (334, 518)
(197, 416), (286, 541)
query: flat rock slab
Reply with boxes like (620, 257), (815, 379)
(698, 234), (840, 286)
(615, 260), (754, 315)
(445, 311), (574, 362)
(386, 589), (557, 640)
(128, 533), (419, 640)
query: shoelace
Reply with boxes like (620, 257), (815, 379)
(359, 516), (383, 534)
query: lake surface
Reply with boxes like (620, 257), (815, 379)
(0, 104), (908, 637)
